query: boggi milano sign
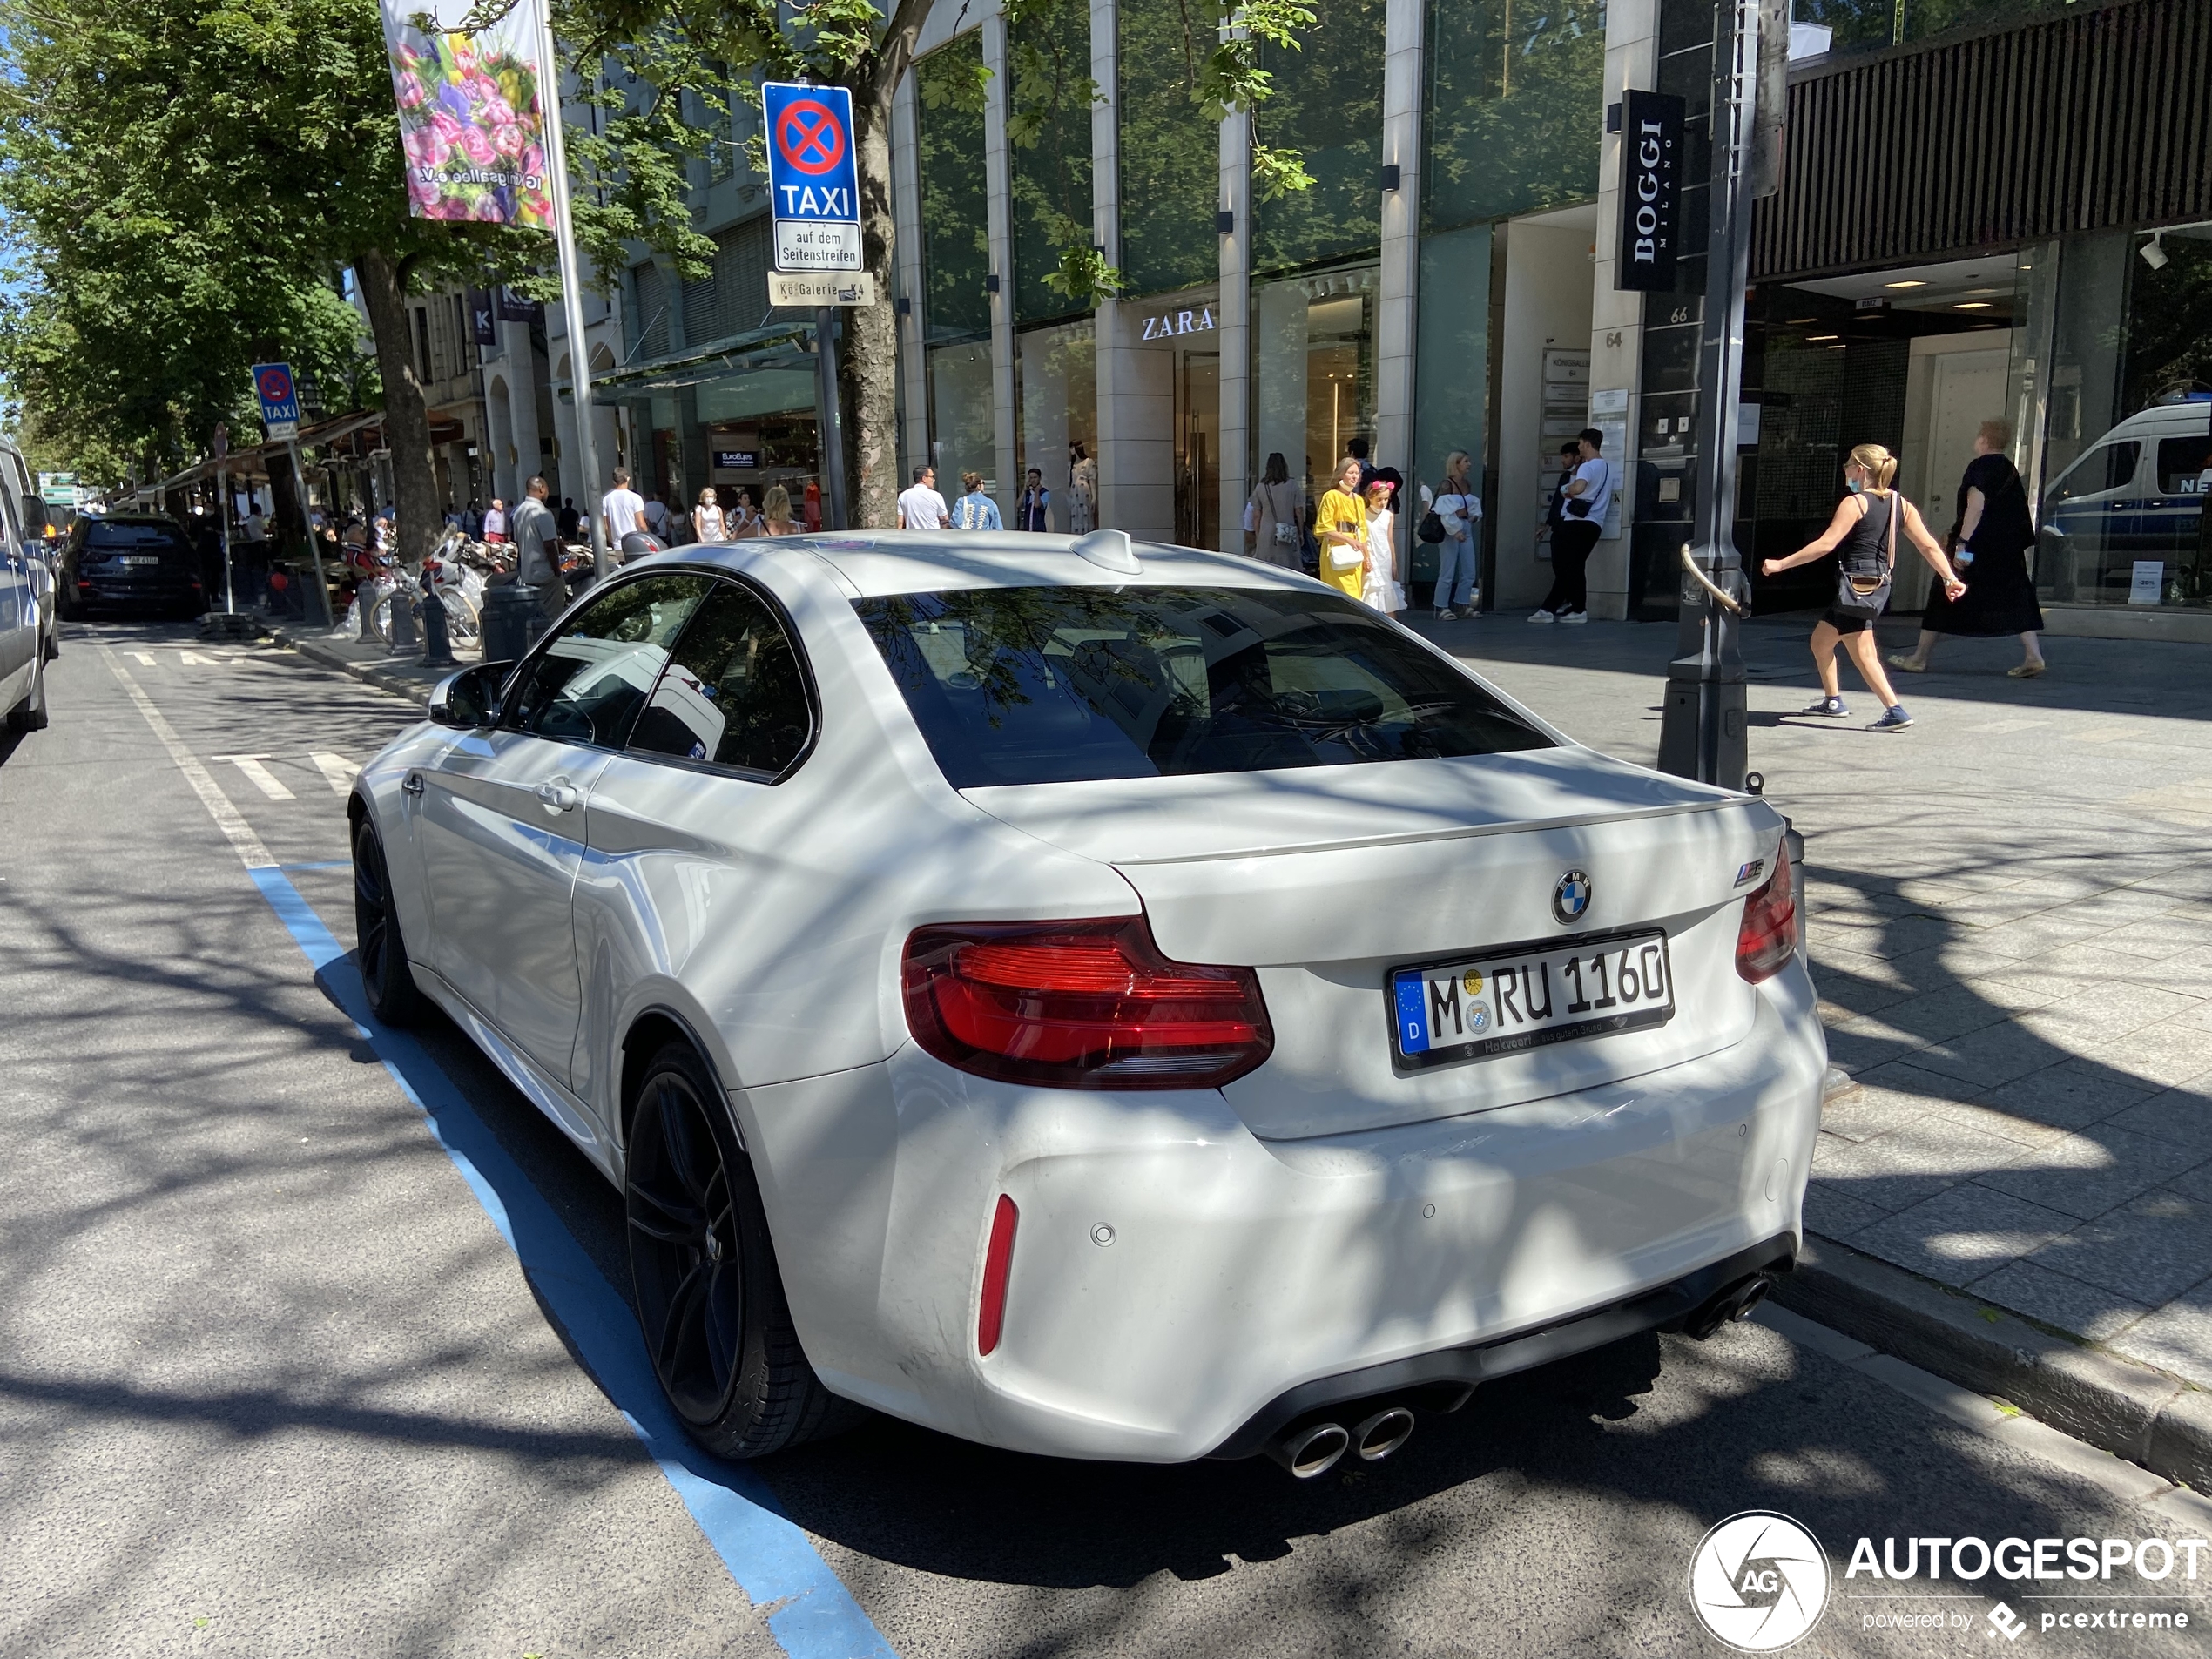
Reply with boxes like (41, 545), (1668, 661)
(1616, 89), (1684, 293)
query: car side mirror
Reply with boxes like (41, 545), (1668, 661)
(428, 661), (512, 728)
(20, 494), (47, 532)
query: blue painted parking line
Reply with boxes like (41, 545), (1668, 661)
(246, 866), (898, 1659)
(277, 860), (353, 872)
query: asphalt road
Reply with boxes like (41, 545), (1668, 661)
(3, 621), (2208, 1659)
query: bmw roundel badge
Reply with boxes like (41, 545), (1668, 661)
(1554, 869), (1593, 925)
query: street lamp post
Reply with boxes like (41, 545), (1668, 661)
(1654, 0), (1775, 791)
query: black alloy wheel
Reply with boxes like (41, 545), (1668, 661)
(625, 1042), (860, 1458)
(352, 819), (421, 1025)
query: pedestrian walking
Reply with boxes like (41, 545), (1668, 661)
(1068, 444), (1096, 533)
(693, 487), (726, 543)
(482, 498), (507, 544)
(510, 475), (567, 625)
(665, 497), (691, 544)
(1531, 428), (1608, 624)
(726, 487), (761, 539)
(1428, 449), (1482, 618)
(1244, 451), (1304, 570)
(603, 468), (647, 543)
(462, 499), (484, 539)
(1761, 442), (1968, 732)
(803, 477), (822, 531)
(898, 465), (949, 529)
(761, 483), (802, 536)
(643, 491), (670, 539)
(1015, 469), (1051, 532)
(951, 471), (1002, 530)
(1316, 457), (1368, 601)
(1361, 472), (1406, 614)
(556, 497), (582, 542)
(1886, 421), (2048, 678)
(1346, 436), (1375, 493)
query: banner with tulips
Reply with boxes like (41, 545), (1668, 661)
(381, 1), (554, 227)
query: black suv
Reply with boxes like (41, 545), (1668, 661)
(58, 516), (206, 619)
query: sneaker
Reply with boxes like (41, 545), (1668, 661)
(1435, 608), (1456, 622)
(1527, 610), (1555, 624)
(1802, 696), (1848, 717)
(1558, 610), (1588, 624)
(1870, 705), (1915, 731)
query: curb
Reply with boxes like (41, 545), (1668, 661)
(264, 621), (451, 705)
(1778, 1232), (2212, 1491)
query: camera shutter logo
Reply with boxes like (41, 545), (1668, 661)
(1687, 1511), (1831, 1652)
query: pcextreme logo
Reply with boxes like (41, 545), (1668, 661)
(1688, 1511), (1832, 1651)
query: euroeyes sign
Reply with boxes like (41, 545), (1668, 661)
(763, 83), (861, 273)
(1615, 90), (1683, 293)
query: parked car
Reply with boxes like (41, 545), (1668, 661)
(57, 514), (206, 620)
(2038, 399), (2212, 606)
(348, 530), (1824, 1478)
(0, 440), (58, 667)
(0, 435), (51, 733)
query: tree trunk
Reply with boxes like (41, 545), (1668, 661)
(353, 246), (442, 567)
(842, 80), (902, 530)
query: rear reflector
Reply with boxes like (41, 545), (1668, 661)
(903, 916), (1273, 1089)
(977, 1194), (1018, 1356)
(1735, 841), (1797, 983)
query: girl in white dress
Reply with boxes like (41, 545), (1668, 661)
(1360, 476), (1406, 613)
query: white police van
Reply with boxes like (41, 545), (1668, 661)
(2039, 400), (2212, 606)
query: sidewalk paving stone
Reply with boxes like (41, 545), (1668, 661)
(1435, 615), (2212, 1403)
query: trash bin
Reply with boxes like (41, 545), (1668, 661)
(479, 582), (537, 666)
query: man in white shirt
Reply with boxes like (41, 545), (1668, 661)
(602, 468), (648, 546)
(1531, 428), (1611, 625)
(642, 493), (669, 537)
(897, 464), (948, 530)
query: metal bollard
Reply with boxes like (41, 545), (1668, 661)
(386, 578), (420, 654)
(421, 585), (455, 668)
(478, 582), (536, 664)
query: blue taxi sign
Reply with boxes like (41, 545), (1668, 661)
(762, 83), (861, 273)
(253, 362), (301, 442)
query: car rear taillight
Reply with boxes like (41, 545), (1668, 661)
(903, 916), (1273, 1089)
(1735, 841), (1797, 982)
(977, 1194), (1018, 1355)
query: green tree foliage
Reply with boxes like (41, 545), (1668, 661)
(1421, 0), (1603, 234)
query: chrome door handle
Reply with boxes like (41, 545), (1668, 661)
(401, 772), (425, 797)
(535, 778), (579, 812)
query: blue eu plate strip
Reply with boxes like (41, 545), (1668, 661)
(247, 866), (898, 1659)
(1393, 974), (1430, 1054)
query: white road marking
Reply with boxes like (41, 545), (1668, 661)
(212, 753), (296, 801)
(131, 652), (157, 666)
(178, 651), (222, 666)
(99, 650), (273, 869)
(309, 752), (358, 796)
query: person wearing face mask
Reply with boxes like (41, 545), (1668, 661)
(1761, 442), (1967, 732)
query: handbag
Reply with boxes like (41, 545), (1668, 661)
(1416, 509), (1446, 544)
(1834, 491), (1898, 619)
(1242, 499), (1259, 534)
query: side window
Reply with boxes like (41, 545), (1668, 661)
(629, 580), (813, 778)
(506, 572), (713, 746)
(2051, 442), (2139, 504)
(2156, 435), (2212, 495)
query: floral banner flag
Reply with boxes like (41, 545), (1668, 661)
(381, 0), (554, 228)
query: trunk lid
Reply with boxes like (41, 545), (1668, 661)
(963, 749), (1785, 1139)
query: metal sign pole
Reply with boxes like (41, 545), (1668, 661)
(532, 0), (611, 585)
(1656, 0), (1762, 790)
(815, 307), (847, 532)
(291, 440), (333, 627)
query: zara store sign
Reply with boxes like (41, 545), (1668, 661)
(1139, 305), (1217, 342)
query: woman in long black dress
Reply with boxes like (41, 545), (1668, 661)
(1888, 420), (2047, 678)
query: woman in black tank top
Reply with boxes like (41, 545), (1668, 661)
(1761, 442), (1966, 732)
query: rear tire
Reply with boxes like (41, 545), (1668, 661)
(352, 818), (422, 1025)
(5, 651), (49, 733)
(42, 624), (58, 663)
(625, 1042), (862, 1459)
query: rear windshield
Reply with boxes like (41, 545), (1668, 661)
(854, 586), (1552, 787)
(85, 522), (190, 553)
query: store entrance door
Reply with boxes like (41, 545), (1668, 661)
(1177, 352), (1219, 550)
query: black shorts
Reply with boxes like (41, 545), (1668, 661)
(1820, 606), (1874, 635)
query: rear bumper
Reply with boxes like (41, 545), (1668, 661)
(739, 957), (1825, 1463)
(72, 583), (200, 610)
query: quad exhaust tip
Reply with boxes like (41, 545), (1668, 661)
(1267, 1420), (1352, 1480)
(1687, 1272), (1775, 1340)
(1353, 1406), (1416, 1461)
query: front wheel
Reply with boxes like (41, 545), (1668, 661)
(5, 650), (48, 733)
(625, 1042), (860, 1458)
(352, 818), (421, 1025)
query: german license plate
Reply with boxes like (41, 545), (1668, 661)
(1391, 930), (1675, 1067)
(118, 555), (159, 566)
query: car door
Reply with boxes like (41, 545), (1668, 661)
(415, 570), (715, 1082)
(0, 487), (33, 705)
(568, 575), (818, 1110)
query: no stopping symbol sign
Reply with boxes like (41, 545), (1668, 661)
(763, 83), (861, 273)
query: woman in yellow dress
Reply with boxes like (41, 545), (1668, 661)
(1315, 457), (1368, 600)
